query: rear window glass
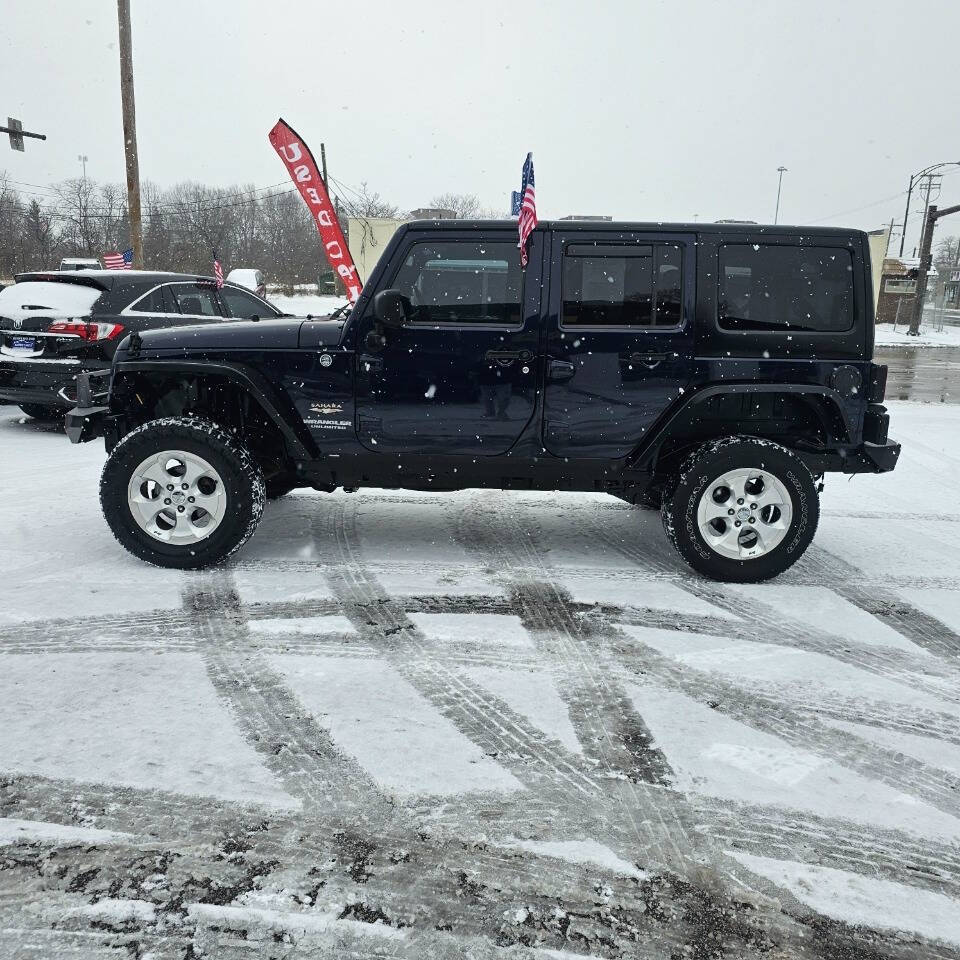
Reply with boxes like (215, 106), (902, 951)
(130, 287), (167, 313)
(718, 244), (854, 332)
(0, 281), (102, 320)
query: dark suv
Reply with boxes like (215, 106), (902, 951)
(0, 270), (284, 419)
(67, 220), (899, 582)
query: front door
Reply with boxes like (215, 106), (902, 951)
(542, 231), (695, 458)
(354, 232), (542, 456)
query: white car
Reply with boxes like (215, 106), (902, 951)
(225, 268), (265, 297)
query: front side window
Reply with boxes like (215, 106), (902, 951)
(719, 244), (854, 332)
(562, 243), (682, 327)
(168, 283), (222, 317)
(389, 240), (523, 325)
(220, 285), (277, 319)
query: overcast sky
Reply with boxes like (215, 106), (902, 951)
(3, 0), (959, 252)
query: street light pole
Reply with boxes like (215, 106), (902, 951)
(78, 154), (88, 181)
(774, 166), (787, 224)
(899, 161), (960, 257)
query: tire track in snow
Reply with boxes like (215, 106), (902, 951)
(182, 572), (395, 820)
(611, 629), (960, 818)
(692, 795), (960, 901)
(573, 508), (960, 705)
(318, 500), (610, 808)
(804, 545), (960, 661)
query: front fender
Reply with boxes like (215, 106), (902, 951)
(111, 360), (316, 460)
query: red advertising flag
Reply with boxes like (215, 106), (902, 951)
(268, 118), (362, 302)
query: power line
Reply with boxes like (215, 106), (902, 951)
(810, 168), (960, 225)
(1, 185), (300, 223)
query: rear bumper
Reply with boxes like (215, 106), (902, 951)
(856, 439), (901, 473)
(0, 358), (108, 409)
(801, 438), (901, 475)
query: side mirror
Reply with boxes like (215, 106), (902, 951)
(373, 288), (411, 329)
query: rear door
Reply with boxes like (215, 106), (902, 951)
(542, 231), (696, 459)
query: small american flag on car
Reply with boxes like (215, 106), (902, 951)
(213, 252), (224, 289)
(103, 248), (133, 270)
(517, 152), (537, 267)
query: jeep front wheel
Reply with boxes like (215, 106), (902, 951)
(662, 437), (819, 582)
(100, 417), (266, 569)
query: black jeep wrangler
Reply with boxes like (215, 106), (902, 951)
(67, 220), (899, 582)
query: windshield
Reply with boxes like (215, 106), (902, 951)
(0, 281), (102, 319)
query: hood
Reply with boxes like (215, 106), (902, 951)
(132, 318), (339, 354)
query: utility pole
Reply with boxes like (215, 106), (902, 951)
(899, 161), (960, 257)
(774, 166), (787, 224)
(884, 218), (902, 257)
(914, 173), (941, 259)
(117, 0), (143, 269)
(908, 202), (960, 335)
(320, 142), (329, 189)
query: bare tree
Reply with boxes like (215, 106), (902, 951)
(0, 170), (399, 286)
(348, 182), (400, 219)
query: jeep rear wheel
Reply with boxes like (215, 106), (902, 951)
(100, 417), (265, 569)
(662, 437), (819, 582)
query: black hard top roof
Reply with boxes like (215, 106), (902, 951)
(402, 219), (863, 237)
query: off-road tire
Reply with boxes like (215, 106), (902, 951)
(19, 403), (65, 421)
(662, 436), (819, 582)
(100, 417), (265, 569)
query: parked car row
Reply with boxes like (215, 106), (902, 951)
(0, 270), (287, 419)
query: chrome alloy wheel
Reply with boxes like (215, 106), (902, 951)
(696, 466), (793, 560)
(127, 449), (227, 544)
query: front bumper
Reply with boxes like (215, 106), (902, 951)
(65, 369), (116, 444)
(0, 358), (107, 409)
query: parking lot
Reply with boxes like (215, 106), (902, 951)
(2, 400), (960, 958)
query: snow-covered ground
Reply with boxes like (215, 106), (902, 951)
(875, 323), (960, 348)
(268, 293), (348, 317)
(1, 402), (959, 958)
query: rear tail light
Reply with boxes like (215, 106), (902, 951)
(48, 321), (125, 342)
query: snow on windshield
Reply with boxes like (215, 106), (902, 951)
(0, 281), (102, 320)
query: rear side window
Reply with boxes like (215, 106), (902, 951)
(719, 244), (854, 333)
(562, 243), (682, 327)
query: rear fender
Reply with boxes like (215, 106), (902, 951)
(634, 383), (857, 474)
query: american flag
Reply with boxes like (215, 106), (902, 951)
(103, 248), (133, 270)
(213, 253), (224, 289)
(517, 152), (537, 267)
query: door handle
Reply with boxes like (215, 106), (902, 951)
(485, 348), (532, 364)
(548, 359), (576, 382)
(359, 354), (383, 373)
(626, 352), (669, 368)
